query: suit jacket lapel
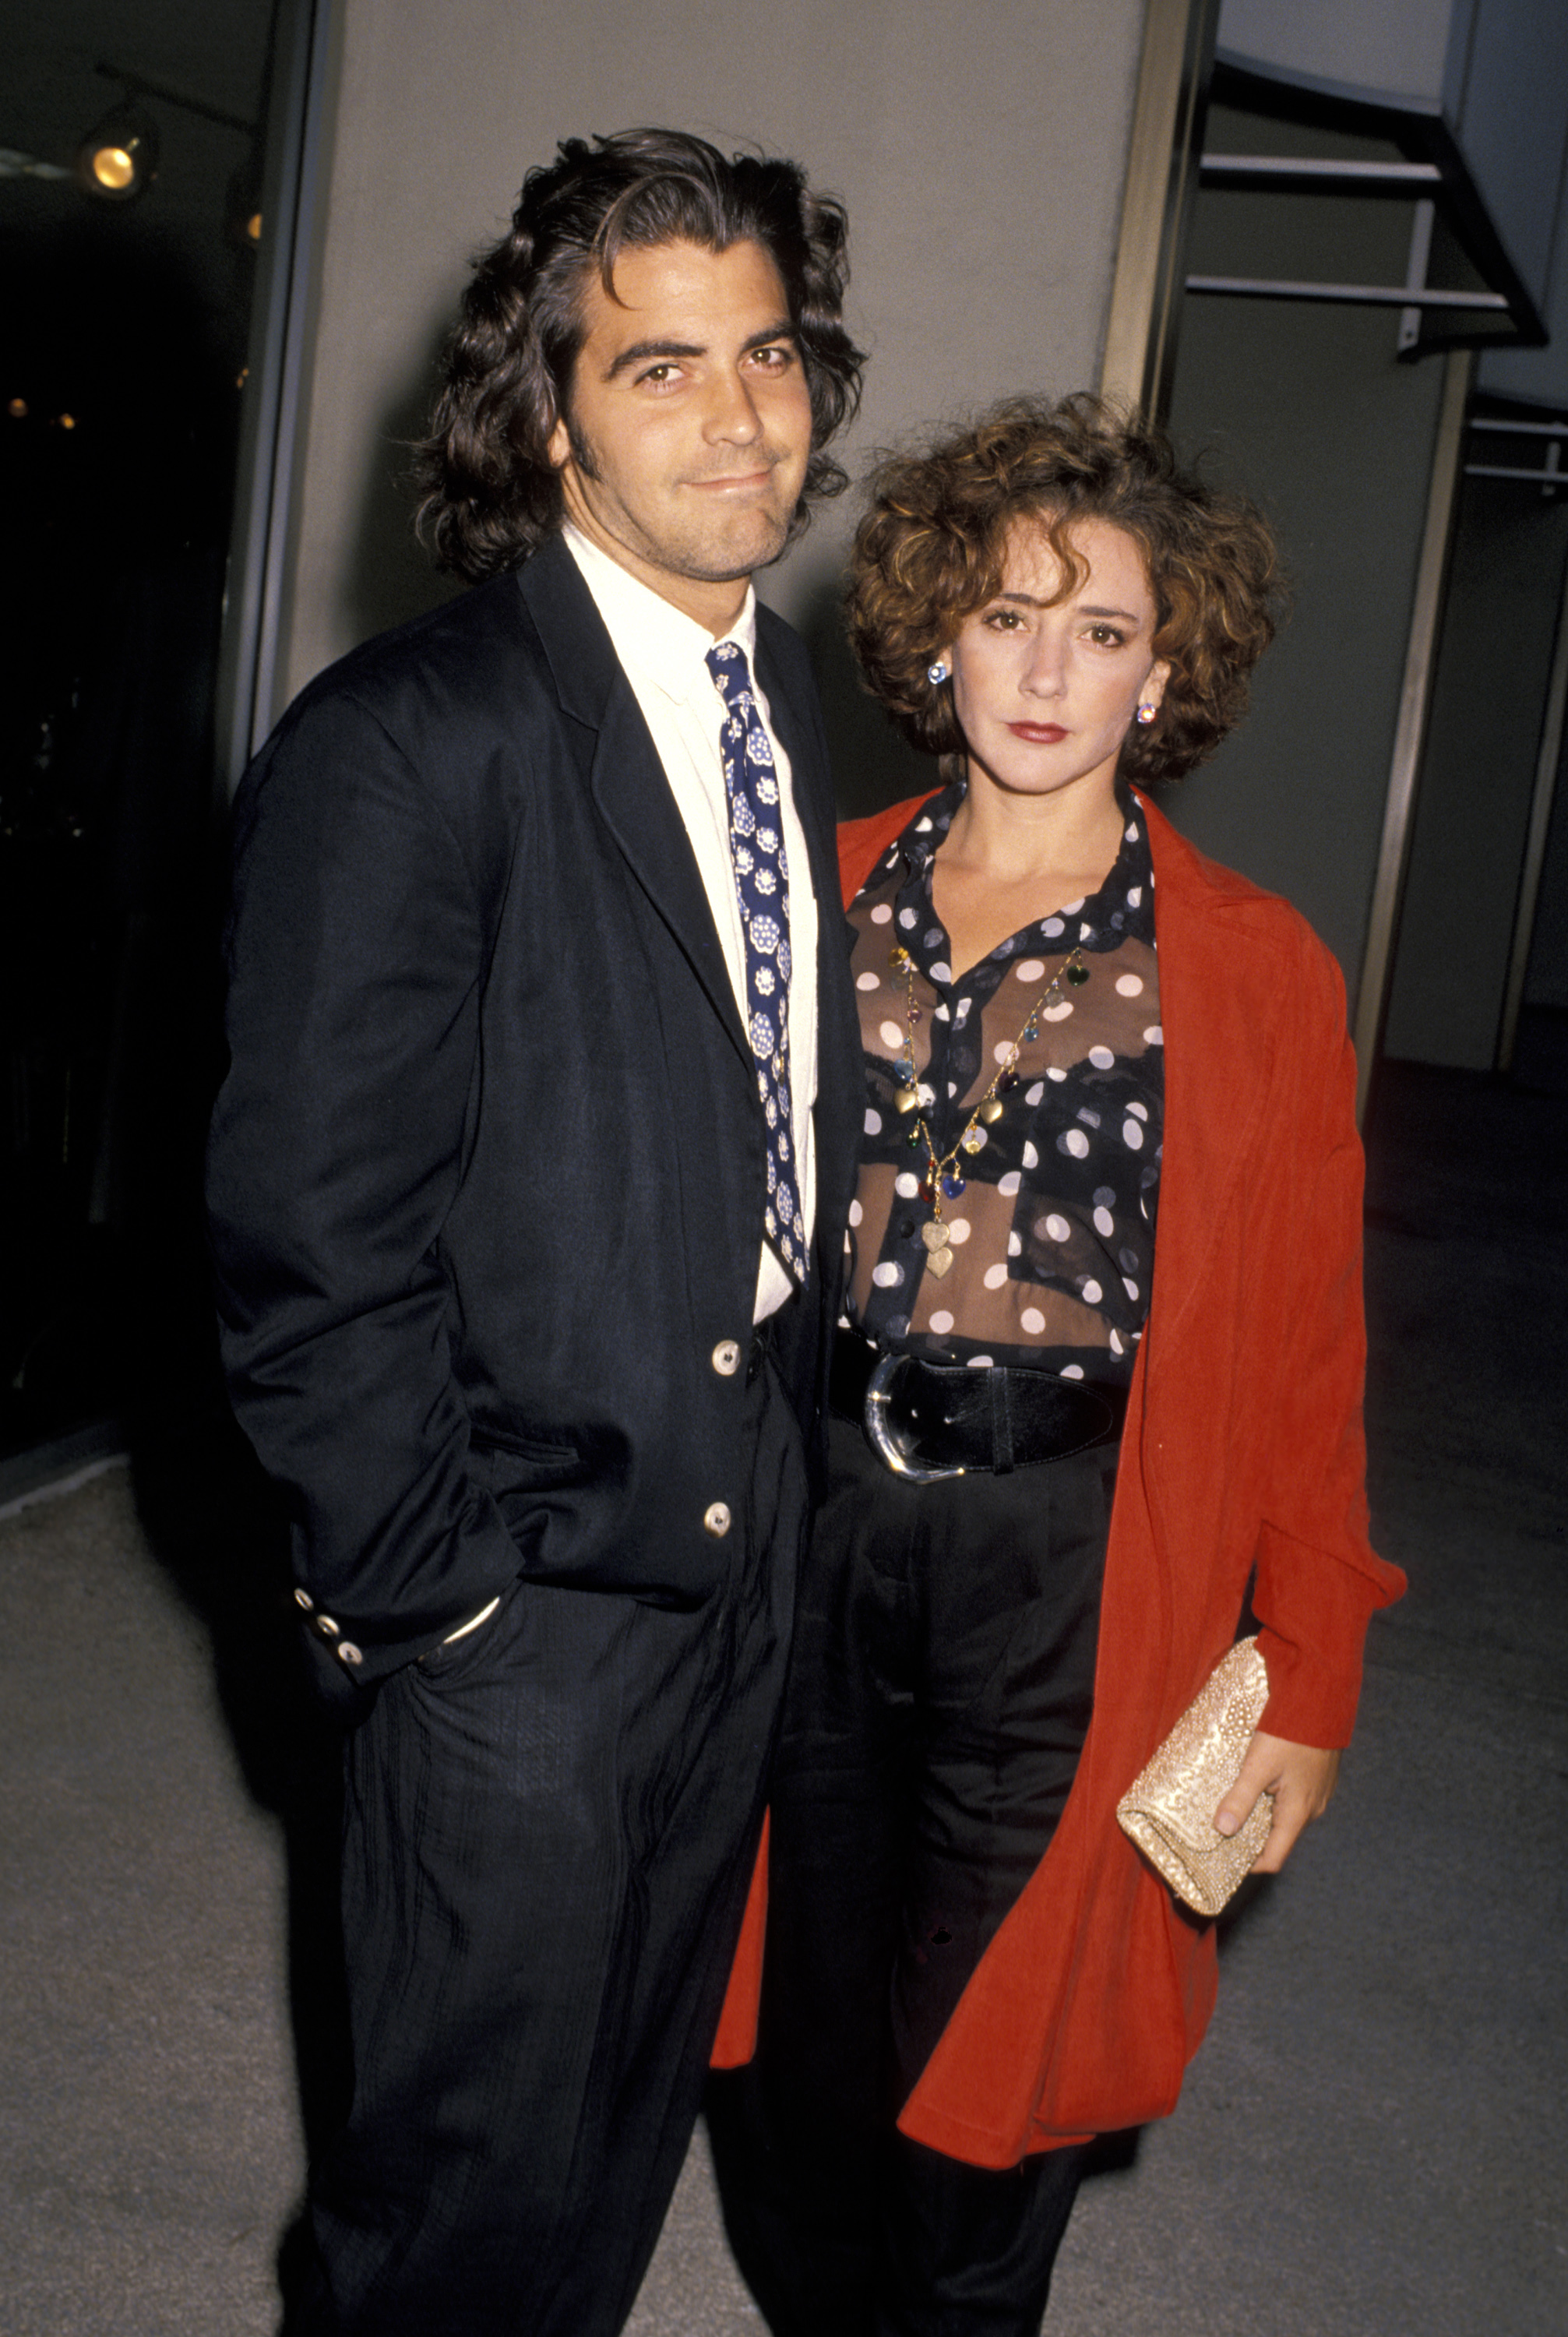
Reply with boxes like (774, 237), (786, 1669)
(516, 539), (749, 1063)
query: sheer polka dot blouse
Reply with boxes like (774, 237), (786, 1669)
(844, 783), (1163, 1384)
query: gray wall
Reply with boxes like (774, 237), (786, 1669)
(274, 0), (1151, 817)
(1160, 103), (1448, 1003)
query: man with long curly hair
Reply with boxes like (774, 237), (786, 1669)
(207, 128), (865, 2337)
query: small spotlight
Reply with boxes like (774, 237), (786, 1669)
(76, 98), (159, 202)
(94, 145), (135, 192)
(227, 151), (264, 252)
(58, 414), (76, 431)
(7, 398), (26, 419)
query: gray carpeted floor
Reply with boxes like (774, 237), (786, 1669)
(2, 1059), (1563, 2333)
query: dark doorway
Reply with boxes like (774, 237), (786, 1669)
(1, 3), (281, 1462)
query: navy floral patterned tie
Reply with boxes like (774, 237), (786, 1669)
(706, 640), (805, 1285)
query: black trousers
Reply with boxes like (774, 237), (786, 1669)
(287, 1357), (805, 2337)
(710, 1415), (1114, 2337)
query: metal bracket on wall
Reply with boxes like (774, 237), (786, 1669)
(1189, 161), (1506, 340)
(1398, 201), (1436, 355)
(1193, 57), (1548, 361)
(1185, 271), (1506, 312)
(1190, 150), (1522, 357)
(1464, 417), (1566, 495)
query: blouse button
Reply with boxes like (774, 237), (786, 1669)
(710, 1340), (742, 1377)
(703, 1502), (732, 1539)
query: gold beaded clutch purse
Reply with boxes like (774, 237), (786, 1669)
(1116, 1637), (1274, 1917)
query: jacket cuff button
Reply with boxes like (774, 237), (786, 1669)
(294, 1587), (315, 1613)
(703, 1501), (732, 1538)
(315, 1614), (340, 1639)
(337, 1641), (363, 1666)
(711, 1339), (742, 1376)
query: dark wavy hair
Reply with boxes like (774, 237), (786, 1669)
(416, 128), (865, 581)
(846, 395), (1281, 784)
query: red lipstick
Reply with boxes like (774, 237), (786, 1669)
(1007, 722), (1066, 744)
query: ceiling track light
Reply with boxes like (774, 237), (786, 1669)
(76, 96), (160, 203)
(72, 60), (256, 215)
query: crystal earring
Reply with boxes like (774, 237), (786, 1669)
(1136, 701), (1157, 724)
(927, 660), (950, 686)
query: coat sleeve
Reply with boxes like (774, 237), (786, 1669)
(206, 691), (525, 1707)
(1249, 926), (1404, 1746)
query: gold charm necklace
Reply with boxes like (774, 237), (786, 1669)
(887, 942), (1090, 1280)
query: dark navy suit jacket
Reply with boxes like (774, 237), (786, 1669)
(208, 534), (862, 1708)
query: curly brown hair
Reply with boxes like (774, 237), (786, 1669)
(416, 128), (865, 582)
(846, 395), (1281, 784)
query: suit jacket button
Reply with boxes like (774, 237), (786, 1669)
(711, 1339), (742, 1377)
(703, 1501), (732, 1538)
(293, 1587), (315, 1612)
(337, 1641), (363, 1666)
(316, 1614), (340, 1638)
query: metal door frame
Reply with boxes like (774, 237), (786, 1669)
(214, 0), (338, 796)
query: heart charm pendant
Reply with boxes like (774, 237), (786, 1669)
(925, 1244), (955, 1279)
(920, 1221), (951, 1253)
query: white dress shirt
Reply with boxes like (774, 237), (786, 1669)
(562, 523), (819, 1323)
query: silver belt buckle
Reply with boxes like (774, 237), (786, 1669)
(864, 1350), (967, 1485)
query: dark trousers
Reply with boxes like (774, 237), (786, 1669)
(287, 1357), (805, 2337)
(710, 1415), (1114, 2337)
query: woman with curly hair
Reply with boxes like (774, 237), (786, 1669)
(710, 397), (1403, 2334)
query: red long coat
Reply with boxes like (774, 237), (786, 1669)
(714, 788), (1405, 2168)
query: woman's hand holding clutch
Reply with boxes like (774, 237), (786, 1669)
(1216, 1732), (1341, 1875)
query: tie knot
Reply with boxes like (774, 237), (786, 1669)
(706, 640), (752, 702)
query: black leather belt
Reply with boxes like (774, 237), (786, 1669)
(830, 1326), (1126, 1483)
